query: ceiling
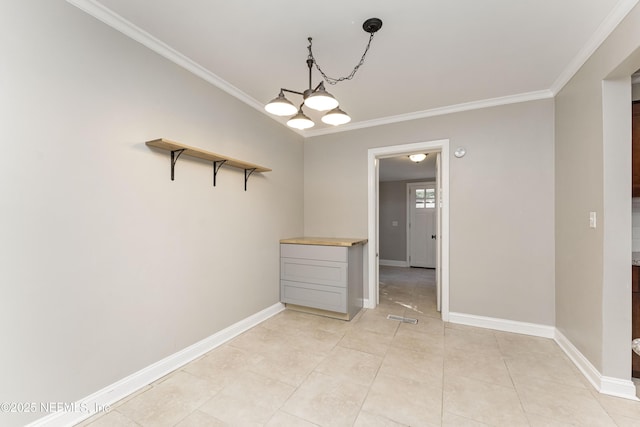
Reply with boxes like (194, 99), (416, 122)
(70, 0), (635, 136)
(380, 155), (436, 183)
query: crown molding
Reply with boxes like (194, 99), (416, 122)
(305, 89), (554, 137)
(550, 0), (640, 95)
(67, 0), (638, 138)
(65, 0), (307, 134)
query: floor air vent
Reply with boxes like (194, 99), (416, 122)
(386, 314), (418, 324)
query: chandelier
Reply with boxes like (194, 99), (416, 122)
(264, 18), (383, 130)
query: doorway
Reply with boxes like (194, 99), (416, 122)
(367, 139), (450, 321)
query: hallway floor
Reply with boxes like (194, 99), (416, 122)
(78, 266), (640, 426)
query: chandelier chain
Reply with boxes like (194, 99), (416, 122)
(307, 33), (376, 85)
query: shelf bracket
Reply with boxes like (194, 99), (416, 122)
(212, 160), (226, 187)
(170, 149), (186, 181)
(244, 168), (257, 191)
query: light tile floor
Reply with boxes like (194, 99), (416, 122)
(78, 266), (640, 426)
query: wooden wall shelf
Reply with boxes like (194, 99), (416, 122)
(146, 138), (271, 191)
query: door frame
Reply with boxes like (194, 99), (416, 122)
(367, 139), (450, 321)
(406, 181), (437, 268)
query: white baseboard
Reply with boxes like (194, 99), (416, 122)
(379, 259), (409, 267)
(448, 312), (556, 338)
(449, 312), (638, 400)
(554, 329), (639, 401)
(28, 302), (286, 427)
(553, 329), (603, 391)
(601, 376), (639, 399)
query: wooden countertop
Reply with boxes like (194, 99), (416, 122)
(280, 237), (368, 247)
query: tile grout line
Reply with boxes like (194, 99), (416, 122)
(260, 317), (346, 426)
(495, 330), (533, 427)
(260, 311), (355, 426)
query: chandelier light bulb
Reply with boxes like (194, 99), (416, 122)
(265, 92), (298, 116)
(304, 84), (339, 111)
(321, 107), (351, 126)
(287, 110), (315, 130)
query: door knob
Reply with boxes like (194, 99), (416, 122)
(431, 235), (436, 239)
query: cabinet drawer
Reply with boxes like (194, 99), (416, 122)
(281, 244), (347, 262)
(281, 257), (347, 287)
(281, 280), (347, 313)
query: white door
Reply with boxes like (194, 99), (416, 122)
(374, 158), (380, 305)
(408, 182), (437, 268)
(436, 153), (442, 311)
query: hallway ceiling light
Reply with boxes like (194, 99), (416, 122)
(264, 18), (383, 130)
(409, 153), (427, 163)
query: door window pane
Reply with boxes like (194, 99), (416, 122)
(415, 188), (425, 208)
(415, 188), (435, 209)
(425, 188), (435, 208)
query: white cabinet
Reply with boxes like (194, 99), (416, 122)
(280, 238), (366, 320)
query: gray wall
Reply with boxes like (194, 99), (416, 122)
(555, 3), (640, 379)
(379, 181), (408, 262)
(0, 2), (303, 425)
(305, 99), (556, 325)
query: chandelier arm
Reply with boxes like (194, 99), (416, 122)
(280, 88), (305, 96)
(308, 32), (376, 85)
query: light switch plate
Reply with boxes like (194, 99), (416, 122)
(589, 211), (597, 228)
(392, 221), (398, 227)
